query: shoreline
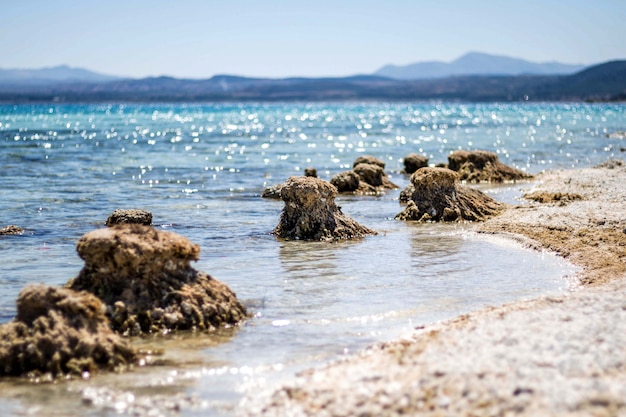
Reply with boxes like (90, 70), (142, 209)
(241, 161), (626, 416)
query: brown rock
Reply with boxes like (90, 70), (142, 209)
(105, 209), (152, 227)
(0, 285), (136, 378)
(353, 163), (384, 187)
(402, 153), (429, 174)
(273, 176), (376, 241)
(353, 155), (385, 169)
(68, 225), (247, 336)
(396, 167), (504, 222)
(448, 150), (532, 183)
(0, 225), (24, 235)
(262, 183), (283, 199)
(304, 167), (318, 177)
(524, 191), (583, 204)
(330, 171), (361, 192)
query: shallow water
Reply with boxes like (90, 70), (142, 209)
(1, 102), (622, 416)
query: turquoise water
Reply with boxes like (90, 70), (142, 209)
(0, 102), (623, 416)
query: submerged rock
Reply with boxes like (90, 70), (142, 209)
(396, 167), (504, 222)
(0, 285), (136, 378)
(330, 156), (398, 195)
(68, 225), (248, 336)
(261, 184), (283, 199)
(330, 170), (361, 193)
(0, 225), (24, 235)
(448, 150), (532, 183)
(402, 153), (429, 174)
(273, 176), (376, 241)
(263, 168), (319, 199)
(105, 209), (153, 227)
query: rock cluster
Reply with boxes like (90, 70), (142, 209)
(447, 150), (532, 183)
(0, 285), (136, 378)
(396, 167), (504, 222)
(68, 225), (248, 336)
(105, 209), (153, 226)
(273, 176), (376, 241)
(0, 225), (24, 235)
(331, 155), (398, 194)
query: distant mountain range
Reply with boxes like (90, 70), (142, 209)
(0, 65), (122, 85)
(0, 56), (624, 103)
(375, 52), (586, 80)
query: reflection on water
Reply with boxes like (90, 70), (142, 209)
(0, 102), (597, 416)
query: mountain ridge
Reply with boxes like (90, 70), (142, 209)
(375, 52), (586, 80)
(0, 60), (624, 103)
(0, 65), (123, 84)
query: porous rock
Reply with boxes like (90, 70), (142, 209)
(402, 153), (429, 174)
(273, 176), (376, 241)
(330, 170), (361, 193)
(0, 285), (136, 378)
(352, 155), (386, 169)
(330, 156), (398, 195)
(448, 150), (532, 183)
(263, 168), (319, 199)
(0, 225), (24, 235)
(396, 167), (504, 222)
(105, 209), (153, 227)
(261, 184), (283, 199)
(68, 225), (247, 336)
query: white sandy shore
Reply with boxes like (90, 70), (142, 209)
(240, 161), (626, 416)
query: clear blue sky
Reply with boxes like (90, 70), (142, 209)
(1, 0), (625, 79)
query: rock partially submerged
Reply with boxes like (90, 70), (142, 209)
(68, 225), (247, 336)
(0, 285), (136, 378)
(0, 225), (24, 235)
(402, 153), (429, 174)
(273, 176), (376, 241)
(105, 209), (153, 227)
(448, 150), (532, 183)
(262, 168), (319, 199)
(396, 167), (504, 222)
(330, 156), (398, 195)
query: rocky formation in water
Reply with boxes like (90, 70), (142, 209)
(396, 167), (504, 222)
(447, 150), (532, 183)
(330, 156), (398, 195)
(262, 167), (319, 199)
(105, 209), (153, 226)
(273, 176), (376, 241)
(68, 225), (248, 336)
(402, 153), (429, 174)
(0, 285), (136, 378)
(0, 225), (24, 235)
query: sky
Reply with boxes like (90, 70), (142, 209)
(1, 0), (625, 79)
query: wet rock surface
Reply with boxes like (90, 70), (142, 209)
(68, 225), (248, 336)
(273, 176), (376, 241)
(448, 150), (532, 183)
(105, 209), (153, 227)
(402, 153), (429, 174)
(396, 167), (504, 222)
(0, 285), (136, 378)
(0, 225), (24, 235)
(330, 156), (398, 195)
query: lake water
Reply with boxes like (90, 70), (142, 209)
(1, 102), (624, 416)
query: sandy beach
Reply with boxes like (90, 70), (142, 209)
(241, 160), (626, 416)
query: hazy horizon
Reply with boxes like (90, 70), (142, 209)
(1, 0), (625, 79)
